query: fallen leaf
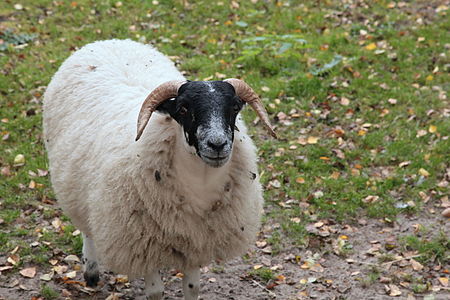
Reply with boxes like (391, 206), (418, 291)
(49, 259), (58, 265)
(255, 241), (267, 248)
(387, 284), (402, 296)
(0, 266), (14, 272)
(295, 177), (305, 184)
(416, 130), (427, 137)
(307, 136), (319, 144)
(65, 271), (77, 279)
(428, 125), (437, 133)
(7, 255), (20, 265)
(418, 168), (430, 177)
(52, 218), (62, 230)
(64, 254), (81, 263)
(358, 129), (367, 136)
(40, 273), (53, 281)
(437, 277), (448, 287)
(398, 161), (411, 168)
(29, 180), (36, 189)
(13, 154), (25, 166)
(388, 98), (397, 104)
(363, 195), (380, 204)
(365, 43), (377, 50)
(1, 166), (11, 176)
(20, 267), (36, 278)
(116, 274), (128, 283)
(329, 171), (340, 179)
(105, 293), (120, 300)
(340, 97), (350, 106)
(442, 208), (450, 218)
(410, 259), (423, 271)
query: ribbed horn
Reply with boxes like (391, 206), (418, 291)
(224, 78), (277, 138)
(136, 80), (186, 141)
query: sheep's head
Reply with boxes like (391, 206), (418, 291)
(136, 79), (276, 168)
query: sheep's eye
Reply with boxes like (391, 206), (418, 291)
(233, 104), (240, 113)
(179, 106), (188, 115)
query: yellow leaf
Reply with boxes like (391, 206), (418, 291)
(330, 171), (340, 179)
(290, 217), (301, 224)
(116, 275), (128, 283)
(365, 43), (377, 51)
(428, 125), (437, 133)
(29, 180), (36, 189)
(358, 130), (367, 136)
(276, 275), (286, 282)
(351, 168), (360, 176)
(339, 235), (349, 240)
(295, 177), (305, 184)
(307, 136), (319, 144)
(418, 168), (430, 177)
(426, 75), (433, 81)
(438, 277), (448, 287)
(319, 156), (330, 160)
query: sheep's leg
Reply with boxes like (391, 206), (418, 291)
(82, 233), (100, 287)
(145, 270), (164, 300)
(182, 268), (200, 300)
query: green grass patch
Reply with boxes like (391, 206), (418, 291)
(401, 233), (450, 265)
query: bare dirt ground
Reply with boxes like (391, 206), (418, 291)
(1, 202), (448, 300)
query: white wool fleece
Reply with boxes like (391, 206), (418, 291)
(43, 39), (263, 278)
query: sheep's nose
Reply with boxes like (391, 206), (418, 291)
(207, 138), (227, 152)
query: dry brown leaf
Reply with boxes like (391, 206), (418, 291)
(340, 97), (350, 106)
(20, 267), (36, 278)
(438, 277), (448, 287)
(442, 208), (450, 218)
(387, 284), (402, 296)
(410, 259), (423, 271)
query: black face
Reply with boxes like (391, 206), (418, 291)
(156, 81), (245, 168)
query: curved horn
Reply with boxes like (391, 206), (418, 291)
(224, 78), (277, 138)
(136, 80), (186, 141)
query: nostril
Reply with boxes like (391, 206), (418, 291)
(207, 139), (227, 151)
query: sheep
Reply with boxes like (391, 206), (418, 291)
(43, 39), (276, 300)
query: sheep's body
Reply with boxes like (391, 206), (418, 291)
(43, 40), (263, 279)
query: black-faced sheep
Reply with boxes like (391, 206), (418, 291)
(43, 39), (275, 300)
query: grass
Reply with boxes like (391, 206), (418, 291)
(0, 0), (449, 268)
(40, 284), (58, 300)
(401, 233), (450, 265)
(248, 267), (276, 283)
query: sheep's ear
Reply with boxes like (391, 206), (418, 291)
(155, 97), (177, 116)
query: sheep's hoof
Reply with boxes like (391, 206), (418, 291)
(84, 271), (100, 287)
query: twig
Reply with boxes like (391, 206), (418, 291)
(252, 280), (277, 298)
(381, 254), (422, 266)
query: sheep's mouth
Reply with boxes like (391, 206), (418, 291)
(200, 154), (230, 168)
